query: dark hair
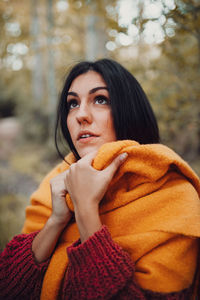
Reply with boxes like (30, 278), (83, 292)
(55, 58), (160, 160)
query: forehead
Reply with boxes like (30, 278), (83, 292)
(69, 71), (107, 93)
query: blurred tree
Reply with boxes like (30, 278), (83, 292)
(84, 1), (107, 60)
(46, 0), (57, 133)
(31, 0), (45, 103)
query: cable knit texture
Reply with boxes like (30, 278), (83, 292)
(0, 231), (49, 300)
(22, 140), (200, 300)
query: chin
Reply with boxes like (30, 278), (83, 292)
(78, 146), (100, 158)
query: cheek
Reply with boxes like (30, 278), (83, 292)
(104, 113), (116, 140)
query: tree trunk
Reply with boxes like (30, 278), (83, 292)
(46, 0), (57, 134)
(85, 2), (107, 60)
(30, 0), (44, 103)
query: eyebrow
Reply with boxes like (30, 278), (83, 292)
(67, 86), (108, 97)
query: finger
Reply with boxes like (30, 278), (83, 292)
(104, 152), (128, 178)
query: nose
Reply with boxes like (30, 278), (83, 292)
(76, 102), (92, 124)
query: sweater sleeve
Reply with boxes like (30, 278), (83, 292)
(0, 231), (50, 300)
(63, 226), (191, 300)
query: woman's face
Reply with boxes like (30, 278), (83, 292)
(67, 71), (116, 158)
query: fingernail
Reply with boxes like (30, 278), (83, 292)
(120, 152), (128, 161)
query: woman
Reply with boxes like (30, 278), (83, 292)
(1, 58), (200, 300)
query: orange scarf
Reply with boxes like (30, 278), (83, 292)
(22, 140), (200, 300)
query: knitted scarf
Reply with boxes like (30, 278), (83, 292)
(22, 140), (200, 300)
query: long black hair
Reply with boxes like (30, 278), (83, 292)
(55, 58), (160, 160)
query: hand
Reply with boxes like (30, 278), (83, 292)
(50, 171), (72, 227)
(65, 151), (128, 241)
(65, 151), (128, 212)
(32, 172), (73, 263)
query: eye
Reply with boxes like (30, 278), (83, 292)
(94, 96), (109, 105)
(67, 99), (79, 110)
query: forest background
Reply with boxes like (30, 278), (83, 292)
(0, 0), (199, 250)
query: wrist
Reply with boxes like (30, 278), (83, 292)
(48, 214), (70, 231)
(74, 203), (99, 226)
(74, 205), (102, 242)
(32, 215), (68, 263)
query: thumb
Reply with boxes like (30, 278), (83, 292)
(104, 152), (128, 179)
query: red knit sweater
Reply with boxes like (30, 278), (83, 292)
(0, 226), (191, 300)
(0, 231), (49, 300)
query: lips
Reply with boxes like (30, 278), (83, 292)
(77, 131), (98, 140)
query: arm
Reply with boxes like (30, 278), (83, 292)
(63, 226), (191, 300)
(0, 232), (49, 300)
